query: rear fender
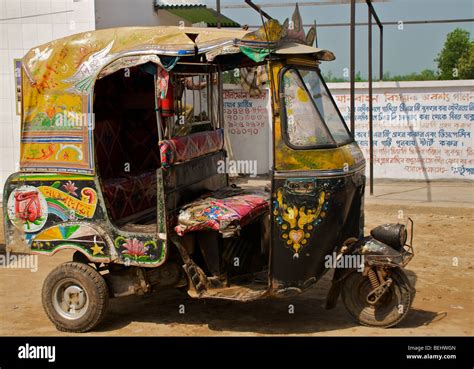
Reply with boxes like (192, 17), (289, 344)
(325, 236), (404, 309)
(30, 222), (118, 263)
(359, 237), (406, 267)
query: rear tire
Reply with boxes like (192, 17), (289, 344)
(42, 262), (109, 333)
(341, 267), (413, 328)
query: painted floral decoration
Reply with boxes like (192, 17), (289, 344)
(121, 238), (147, 258)
(114, 236), (160, 263)
(62, 180), (78, 196)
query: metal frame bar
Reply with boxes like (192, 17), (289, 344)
(154, 73), (163, 142)
(217, 64), (224, 129)
(247, 18), (474, 27)
(314, 20), (319, 48)
(216, 0), (221, 28)
(368, 2), (374, 195)
(366, 0), (383, 80)
(244, 0), (274, 20)
(210, 72), (215, 128)
(224, 1), (390, 8)
(206, 74), (211, 126)
(183, 75), (187, 120)
(192, 77), (196, 123)
(380, 26), (384, 80)
(350, 0), (355, 134)
(198, 75), (203, 121)
(366, 0), (382, 194)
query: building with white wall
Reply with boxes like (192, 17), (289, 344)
(0, 0), (96, 191)
(95, 0), (240, 29)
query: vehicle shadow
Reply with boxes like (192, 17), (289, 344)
(96, 268), (442, 335)
(396, 268), (448, 328)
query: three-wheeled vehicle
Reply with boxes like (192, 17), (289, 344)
(2, 15), (415, 332)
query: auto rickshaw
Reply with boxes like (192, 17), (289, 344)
(2, 11), (415, 332)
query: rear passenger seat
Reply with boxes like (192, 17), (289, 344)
(101, 172), (157, 221)
(95, 118), (159, 222)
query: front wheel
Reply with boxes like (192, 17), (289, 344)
(341, 267), (414, 328)
(42, 262), (109, 332)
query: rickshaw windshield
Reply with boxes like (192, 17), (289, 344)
(281, 67), (352, 148)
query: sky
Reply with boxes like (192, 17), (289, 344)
(199, 0), (474, 79)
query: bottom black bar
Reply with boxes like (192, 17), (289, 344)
(0, 336), (471, 369)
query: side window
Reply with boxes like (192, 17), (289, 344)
(161, 72), (218, 138)
(300, 70), (352, 145)
(281, 69), (334, 147)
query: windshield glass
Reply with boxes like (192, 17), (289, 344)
(281, 68), (352, 148)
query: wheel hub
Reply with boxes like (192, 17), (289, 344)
(63, 285), (86, 310)
(52, 280), (89, 320)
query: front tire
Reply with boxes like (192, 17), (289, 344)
(42, 262), (109, 333)
(341, 267), (413, 328)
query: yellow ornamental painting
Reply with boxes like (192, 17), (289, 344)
(273, 187), (328, 258)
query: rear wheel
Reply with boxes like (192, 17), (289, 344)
(341, 267), (413, 328)
(42, 262), (109, 333)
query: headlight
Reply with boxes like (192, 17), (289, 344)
(370, 223), (407, 251)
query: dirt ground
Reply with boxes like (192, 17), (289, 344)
(0, 182), (473, 336)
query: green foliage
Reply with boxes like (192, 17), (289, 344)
(222, 70), (240, 84)
(322, 70), (346, 82)
(457, 42), (474, 79)
(323, 28), (473, 82)
(322, 70), (366, 82)
(435, 28), (471, 80)
(322, 69), (438, 82)
(383, 69), (438, 81)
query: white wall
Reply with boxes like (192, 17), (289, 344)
(329, 80), (474, 180)
(223, 80), (473, 180)
(224, 86), (271, 175)
(95, 0), (190, 29)
(0, 0), (96, 192)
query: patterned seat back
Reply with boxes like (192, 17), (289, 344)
(159, 129), (224, 168)
(94, 118), (125, 179)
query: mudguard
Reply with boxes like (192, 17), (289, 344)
(325, 236), (411, 309)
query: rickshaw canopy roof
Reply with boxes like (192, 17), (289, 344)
(22, 25), (334, 86)
(19, 17), (335, 175)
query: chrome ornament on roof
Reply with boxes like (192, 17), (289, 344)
(62, 40), (115, 95)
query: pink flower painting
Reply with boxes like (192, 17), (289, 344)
(121, 238), (147, 258)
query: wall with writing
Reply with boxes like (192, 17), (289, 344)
(223, 81), (473, 180)
(223, 87), (271, 175)
(328, 80), (473, 180)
